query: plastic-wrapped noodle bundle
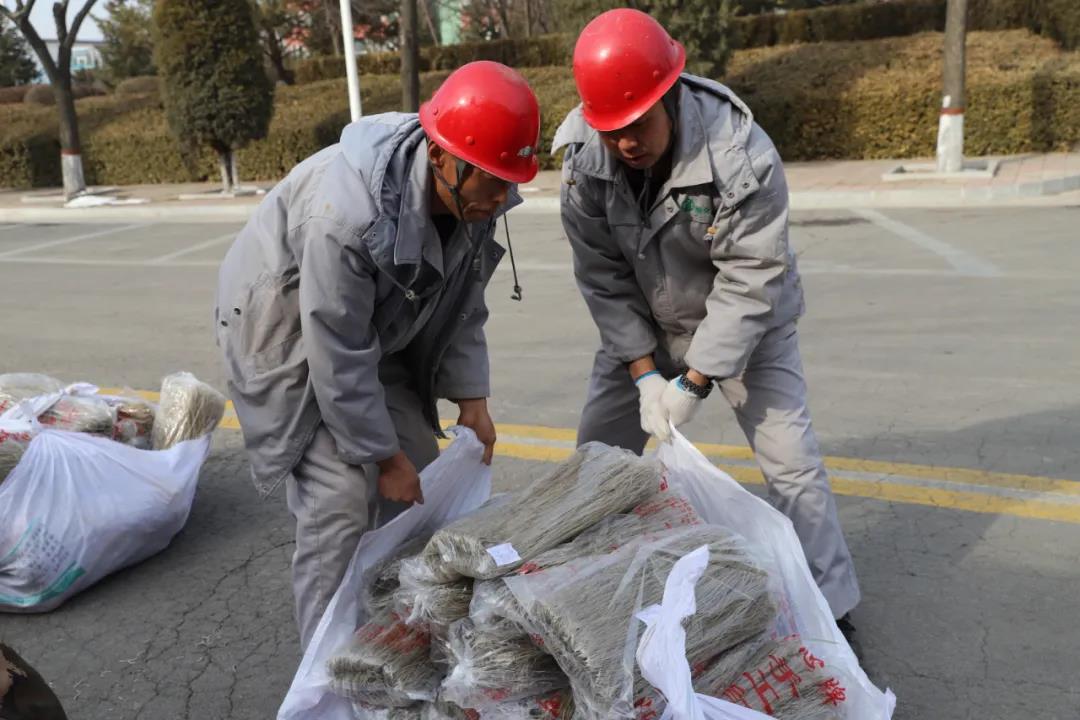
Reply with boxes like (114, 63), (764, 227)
(364, 535), (432, 618)
(506, 526), (777, 720)
(480, 689), (576, 720)
(103, 394), (156, 449)
(354, 704), (424, 720)
(0, 374), (63, 413)
(40, 395), (116, 434)
(327, 611), (443, 707)
(0, 427), (30, 481)
(400, 545), (471, 586)
(633, 633), (846, 720)
(469, 492), (702, 634)
(422, 443), (662, 580)
(694, 635), (846, 720)
(401, 494), (517, 588)
(469, 579), (527, 635)
(151, 372), (227, 450)
(440, 618), (568, 709)
(0, 376), (156, 447)
(419, 701), (472, 720)
(393, 577), (473, 634)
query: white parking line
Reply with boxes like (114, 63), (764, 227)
(148, 232), (237, 264)
(0, 256), (218, 268)
(853, 208), (1003, 277)
(0, 223), (149, 259)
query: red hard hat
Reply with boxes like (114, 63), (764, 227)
(419, 61), (541, 184)
(572, 9), (686, 132)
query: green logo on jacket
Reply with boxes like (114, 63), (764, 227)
(679, 195), (714, 223)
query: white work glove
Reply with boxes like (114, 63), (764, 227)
(635, 372), (672, 443)
(660, 376), (705, 431)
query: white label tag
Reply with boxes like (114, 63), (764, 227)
(486, 543), (521, 567)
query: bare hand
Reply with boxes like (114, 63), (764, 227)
(455, 398), (496, 465)
(376, 451), (423, 504)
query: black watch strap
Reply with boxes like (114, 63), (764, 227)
(678, 373), (713, 399)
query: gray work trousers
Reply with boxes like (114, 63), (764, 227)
(578, 321), (861, 619)
(285, 361), (439, 651)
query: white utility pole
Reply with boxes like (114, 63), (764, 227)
(937, 0), (967, 173)
(339, 0), (363, 121)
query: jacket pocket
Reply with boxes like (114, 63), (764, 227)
(228, 270), (303, 378)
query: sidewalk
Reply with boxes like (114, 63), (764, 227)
(1, 152), (1077, 223)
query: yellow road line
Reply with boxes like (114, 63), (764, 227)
(478, 440), (1080, 525)
(106, 389), (1080, 523)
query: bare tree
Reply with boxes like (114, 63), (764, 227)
(0, 0), (101, 198)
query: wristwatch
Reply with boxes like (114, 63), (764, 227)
(678, 373), (713, 399)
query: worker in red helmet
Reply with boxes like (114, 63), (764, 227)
(216, 61), (540, 649)
(555, 9), (862, 643)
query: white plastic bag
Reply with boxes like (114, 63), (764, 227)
(654, 429), (896, 720)
(278, 427), (492, 720)
(636, 546), (774, 720)
(0, 429), (210, 612)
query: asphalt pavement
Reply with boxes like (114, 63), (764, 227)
(1, 204), (1078, 719)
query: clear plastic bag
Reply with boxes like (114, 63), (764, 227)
(0, 434), (28, 482)
(102, 393), (157, 449)
(424, 443), (663, 580)
(634, 631), (846, 720)
(506, 526), (776, 720)
(478, 689), (575, 720)
(419, 699), (476, 720)
(364, 535), (433, 619)
(393, 577), (473, 636)
(151, 372), (227, 450)
(36, 395), (116, 435)
(279, 428), (491, 720)
(352, 704), (424, 720)
(327, 611), (443, 707)
(655, 430), (896, 719)
(469, 492), (703, 635)
(440, 618), (567, 709)
(0, 374), (64, 414)
(468, 580), (527, 636)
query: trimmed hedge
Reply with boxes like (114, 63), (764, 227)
(0, 86), (30, 105)
(1031, 0), (1080, 50)
(22, 83), (107, 106)
(2, 31), (1078, 188)
(115, 75), (162, 97)
(725, 30), (1080, 159)
(289, 0), (1079, 85)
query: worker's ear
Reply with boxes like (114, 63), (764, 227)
(427, 140), (447, 171)
(427, 141), (460, 186)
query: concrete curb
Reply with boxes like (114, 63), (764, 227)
(1, 177), (1077, 223)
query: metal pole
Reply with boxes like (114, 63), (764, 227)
(339, 0), (363, 121)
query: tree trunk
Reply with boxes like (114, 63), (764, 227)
(326, 2), (342, 56)
(494, 0), (511, 38)
(219, 149), (235, 194)
(937, 0), (967, 173)
(230, 152), (241, 191)
(524, 0), (532, 38)
(267, 34), (295, 85)
(55, 80), (87, 199)
(536, 0), (551, 34)
(401, 0), (420, 112)
(420, 0), (440, 45)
